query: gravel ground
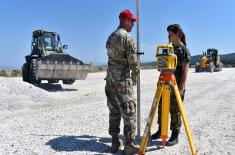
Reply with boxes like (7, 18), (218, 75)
(0, 68), (234, 155)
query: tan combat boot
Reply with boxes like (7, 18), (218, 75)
(124, 141), (139, 155)
(111, 135), (122, 153)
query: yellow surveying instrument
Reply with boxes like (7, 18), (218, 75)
(138, 44), (197, 155)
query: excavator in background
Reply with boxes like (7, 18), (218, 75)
(22, 29), (90, 84)
(195, 48), (223, 72)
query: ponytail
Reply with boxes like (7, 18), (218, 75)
(180, 31), (186, 47)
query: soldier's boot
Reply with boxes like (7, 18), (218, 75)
(124, 141), (139, 155)
(111, 135), (122, 153)
(151, 126), (161, 140)
(166, 129), (179, 146)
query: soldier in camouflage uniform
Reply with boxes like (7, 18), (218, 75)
(105, 10), (139, 154)
(152, 24), (191, 146)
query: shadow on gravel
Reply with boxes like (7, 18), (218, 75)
(46, 134), (163, 154)
(46, 135), (115, 154)
(145, 140), (164, 152)
(34, 83), (77, 92)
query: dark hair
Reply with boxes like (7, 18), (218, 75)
(167, 24), (186, 46)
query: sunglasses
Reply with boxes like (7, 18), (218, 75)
(126, 17), (135, 23)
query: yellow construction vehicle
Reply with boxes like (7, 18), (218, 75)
(195, 48), (223, 72)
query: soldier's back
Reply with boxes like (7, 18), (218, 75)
(106, 28), (131, 81)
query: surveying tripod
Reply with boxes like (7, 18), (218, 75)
(138, 44), (197, 155)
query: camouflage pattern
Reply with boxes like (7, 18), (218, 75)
(158, 42), (190, 131)
(174, 42), (191, 84)
(105, 27), (138, 142)
(106, 28), (138, 81)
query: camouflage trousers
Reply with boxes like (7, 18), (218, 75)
(105, 79), (136, 142)
(157, 89), (186, 131)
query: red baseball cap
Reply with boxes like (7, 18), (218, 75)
(119, 9), (138, 21)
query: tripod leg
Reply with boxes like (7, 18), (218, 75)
(172, 83), (198, 155)
(161, 84), (170, 146)
(138, 81), (164, 155)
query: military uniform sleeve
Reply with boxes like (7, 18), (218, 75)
(124, 35), (138, 70)
(182, 47), (191, 64)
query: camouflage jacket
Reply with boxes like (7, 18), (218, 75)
(106, 27), (138, 81)
(173, 42), (191, 81)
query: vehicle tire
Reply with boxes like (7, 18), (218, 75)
(195, 63), (200, 72)
(48, 80), (59, 84)
(209, 62), (215, 73)
(62, 80), (75, 85)
(22, 63), (30, 82)
(218, 63), (223, 71)
(30, 59), (41, 84)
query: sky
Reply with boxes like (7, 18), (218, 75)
(0, 0), (234, 68)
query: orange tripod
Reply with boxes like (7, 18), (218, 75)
(138, 44), (198, 155)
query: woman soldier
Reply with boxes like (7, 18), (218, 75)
(151, 24), (191, 146)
